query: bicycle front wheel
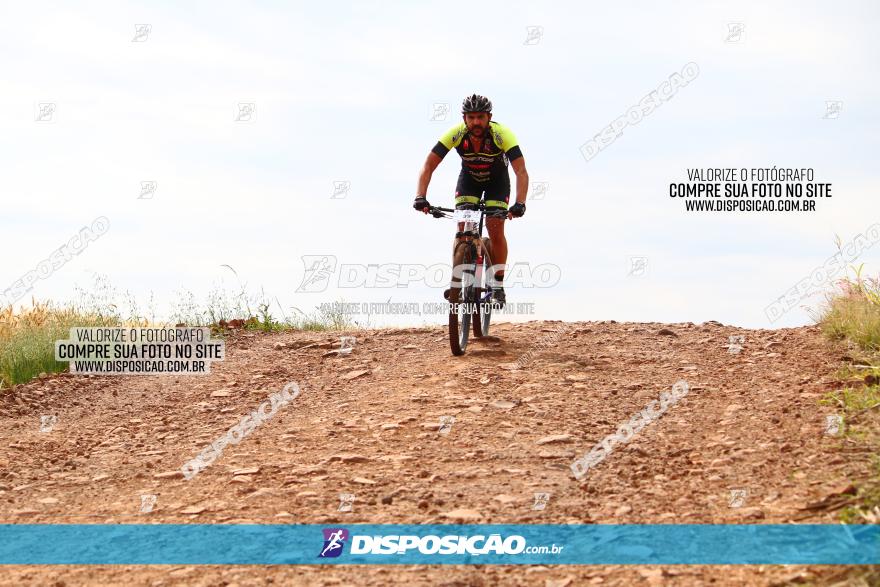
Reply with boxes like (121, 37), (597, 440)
(473, 236), (494, 338)
(449, 241), (476, 356)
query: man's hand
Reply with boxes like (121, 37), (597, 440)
(508, 202), (526, 219)
(413, 197), (430, 213)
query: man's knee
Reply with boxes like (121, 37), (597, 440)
(487, 218), (505, 237)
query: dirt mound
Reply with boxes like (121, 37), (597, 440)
(0, 320), (861, 585)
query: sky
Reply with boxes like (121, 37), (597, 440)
(1, 0), (878, 329)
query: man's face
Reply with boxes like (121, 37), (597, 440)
(464, 112), (490, 135)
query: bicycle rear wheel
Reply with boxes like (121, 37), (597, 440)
(449, 241), (476, 356)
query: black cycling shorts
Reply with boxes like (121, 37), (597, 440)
(454, 172), (510, 212)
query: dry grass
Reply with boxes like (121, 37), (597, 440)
(0, 272), (357, 388)
(820, 264), (880, 352)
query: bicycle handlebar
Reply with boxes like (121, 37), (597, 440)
(427, 205), (509, 219)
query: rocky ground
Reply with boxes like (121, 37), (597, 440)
(0, 319), (870, 586)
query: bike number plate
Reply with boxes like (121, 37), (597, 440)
(453, 209), (481, 223)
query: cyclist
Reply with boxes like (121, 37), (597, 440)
(413, 93), (529, 307)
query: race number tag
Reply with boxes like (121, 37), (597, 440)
(453, 209), (481, 223)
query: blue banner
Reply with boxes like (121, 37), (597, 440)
(0, 524), (876, 565)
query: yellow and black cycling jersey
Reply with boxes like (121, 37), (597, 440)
(431, 121), (524, 185)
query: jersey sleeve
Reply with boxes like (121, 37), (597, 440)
(494, 123), (523, 161)
(431, 122), (467, 158)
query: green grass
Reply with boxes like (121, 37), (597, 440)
(822, 385), (880, 413)
(820, 263), (880, 352)
(173, 266), (357, 331)
(241, 301), (356, 333)
(811, 262), (880, 586)
(0, 271), (359, 388)
(839, 456), (880, 524)
(818, 263), (880, 526)
(0, 302), (122, 388)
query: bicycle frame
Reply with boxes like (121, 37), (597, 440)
(429, 203), (502, 304)
(426, 201), (505, 354)
(457, 208), (490, 304)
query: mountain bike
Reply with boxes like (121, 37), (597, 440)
(427, 203), (506, 356)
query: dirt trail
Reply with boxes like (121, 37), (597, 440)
(0, 319), (866, 586)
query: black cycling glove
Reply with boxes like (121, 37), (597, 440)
(509, 202), (526, 217)
(413, 197), (430, 213)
